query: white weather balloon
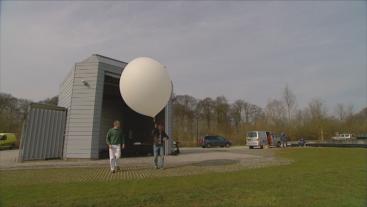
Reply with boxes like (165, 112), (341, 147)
(119, 57), (172, 117)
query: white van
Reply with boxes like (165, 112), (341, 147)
(331, 133), (353, 140)
(246, 131), (268, 149)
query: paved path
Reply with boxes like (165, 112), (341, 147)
(0, 147), (292, 181)
(0, 147), (291, 173)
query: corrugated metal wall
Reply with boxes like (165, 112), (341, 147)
(19, 104), (67, 161)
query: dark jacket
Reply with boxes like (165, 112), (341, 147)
(152, 128), (168, 145)
(280, 133), (287, 142)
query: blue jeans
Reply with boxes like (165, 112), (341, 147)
(153, 144), (165, 168)
(281, 140), (287, 148)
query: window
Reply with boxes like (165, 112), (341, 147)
(0, 135), (7, 141)
(259, 132), (266, 138)
(205, 136), (215, 141)
(217, 136), (225, 141)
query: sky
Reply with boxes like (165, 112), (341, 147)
(1, 1), (366, 112)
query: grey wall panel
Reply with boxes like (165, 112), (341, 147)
(19, 104), (67, 161)
(68, 109), (95, 115)
(63, 61), (99, 159)
(68, 113), (94, 118)
(74, 73), (98, 78)
(58, 67), (74, 109)
(164, 98), (173, 155)
(67, 126), (98, 132)
(58, 66), (76, 159)
(70, 105), (101, 110)
(90, 66), (105, 158)
(65, 146), (95, 151)
(165, 98), (173, 138)
(69, 93), (98, 99)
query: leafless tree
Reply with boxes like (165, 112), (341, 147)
(243, 102), (252, 123)
(197, 97), (215, 130)
(250, 104), (265, 124)
(335, 103), (346, 120)
(346, 104), (354, 119)
(214, 96), (230, 128)
(308, 98), (327, 121)
(265, 98), (286, 125)
(283, 85), (296, 122)
(173, 95), (197, 136)
(230, 100), (244, 131)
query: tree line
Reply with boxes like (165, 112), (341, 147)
(1, 88), (366, 147)
(172, 86), (367, 146)
(0, 93), (57, 145)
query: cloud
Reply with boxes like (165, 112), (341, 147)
(0, 1), (366, 111)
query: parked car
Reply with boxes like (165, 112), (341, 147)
(298, 138), (306, 147)
(170, 140), (180, 155)
(356, 134), (367, 139)
(0, 133), (17, 149)
(201, 136), (232, 148)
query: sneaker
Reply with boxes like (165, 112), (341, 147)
(155, 165), (159, 169)
(116, 166), (121, 171)
(111, 169), (116, 173)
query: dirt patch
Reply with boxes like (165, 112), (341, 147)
(192, 159), (239, 166)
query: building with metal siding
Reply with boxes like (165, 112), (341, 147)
(57, 54), (173, 159)
(19, 104), (67, 161)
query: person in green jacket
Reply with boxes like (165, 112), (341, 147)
(106, 120), (125, 173)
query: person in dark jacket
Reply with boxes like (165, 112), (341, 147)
(152, 123), (169, 169)
(280, 132), (287, 148)
(106, 120), (125, 173)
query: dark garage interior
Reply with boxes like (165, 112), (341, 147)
(99, 75), (165, 158)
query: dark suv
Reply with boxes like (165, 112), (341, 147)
(201, 136), (232, 148)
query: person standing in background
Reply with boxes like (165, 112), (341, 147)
(152, 123), (169, 169)
(280, 132), (287, 148)
(106, 120), (125, 173)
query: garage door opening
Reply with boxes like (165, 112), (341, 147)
(99, 75), (165, 158)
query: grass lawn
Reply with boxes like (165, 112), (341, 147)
(0, 148), (366, 207)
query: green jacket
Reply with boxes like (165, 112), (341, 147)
(106, 128), (125, 145)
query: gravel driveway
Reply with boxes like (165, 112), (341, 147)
(0, 147), (291, 172)
(0, 147), (293, 181)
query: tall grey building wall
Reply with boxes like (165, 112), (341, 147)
(63, 58), (100, 159)
(165, 97), (173, 138)
(58, 68), (74, 109)
(164, 97), (173, 155)
(58, 67), (75, 159)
